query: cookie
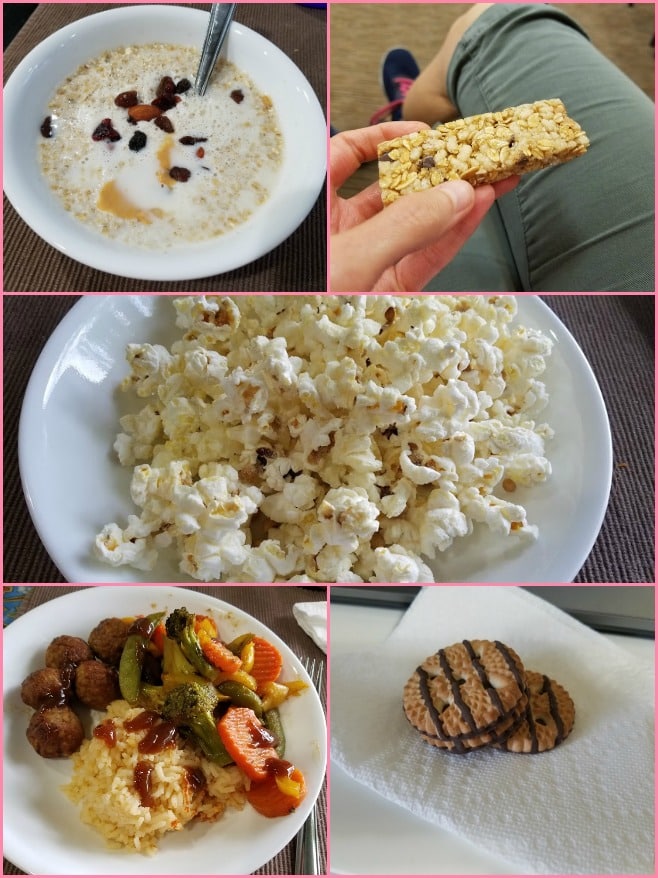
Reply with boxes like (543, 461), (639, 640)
(403, 639), (528, 752)
(412, 697), (529, 754)
(494, 670), (575, 754)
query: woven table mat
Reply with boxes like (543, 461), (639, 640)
(2, 584), (327, 876)
(3, 3), (327, 292)
(3, 294), (654, 583)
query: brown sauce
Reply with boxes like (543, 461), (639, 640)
(133, 760), (157, 807)
(185, 766), (207, 795)
(125, 710), (160, 732)
(265, 757), (295, 778)
(247, 719), (276, 749)
(93, 719), (117, 747)
(129, 616), (153, 637)
(138, 720), (177, 754)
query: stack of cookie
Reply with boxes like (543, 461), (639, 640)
(403, 639), (575, 755)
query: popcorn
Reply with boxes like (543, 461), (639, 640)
(95, 296), (554, 582)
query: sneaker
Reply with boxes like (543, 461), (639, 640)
(369, 47), (420, 125)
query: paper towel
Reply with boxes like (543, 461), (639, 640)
(293, 600), (327, 653)
(331, 586), (654, 874)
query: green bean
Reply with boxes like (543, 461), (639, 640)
(226, 632), (255, 656)
(119, 611), (165, 704)
(264, 708), (286, 757)
(119, 635), (146, 704)
(216, 680), (263, 716)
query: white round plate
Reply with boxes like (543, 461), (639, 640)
(3, 585), (327, 875)
(18, 295), (612, 583)
(3, 5), (326, 281)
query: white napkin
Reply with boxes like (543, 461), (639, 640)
(293, 600), (327, 653)
(331, 586), (654, 874)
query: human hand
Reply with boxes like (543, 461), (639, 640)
(330, 122), (519, 292)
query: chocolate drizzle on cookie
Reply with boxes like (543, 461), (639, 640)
(494, 640), (526, 690)
(541, 673), (566, 745)
(437, 648), (479, 734)
(462, 639), (506, 716)
(417, 666), (454, 744)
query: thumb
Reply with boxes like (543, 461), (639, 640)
(330, 180), (476, 292)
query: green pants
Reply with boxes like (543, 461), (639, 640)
(425, 4), (654, 292)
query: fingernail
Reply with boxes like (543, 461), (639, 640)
(440, 180), (474, 213)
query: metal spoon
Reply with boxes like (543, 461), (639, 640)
(195, 3), (237, 96)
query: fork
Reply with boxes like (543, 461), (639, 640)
(294, 657), (324, 875)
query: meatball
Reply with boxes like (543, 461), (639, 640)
(20, 666), (74, 710)
(88, 617), (131, 666)
(26, 706), (84, 758)
(74, 660), (121, 710)
(44, 635), (93, 669)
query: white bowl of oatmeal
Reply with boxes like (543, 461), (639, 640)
(3, 5), (326, 281)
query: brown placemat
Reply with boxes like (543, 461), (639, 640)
(541, 294), (655, 583)
(3, 294), (654, 583)
(2, 584), (327, 875)
(3, 3), (327, 292)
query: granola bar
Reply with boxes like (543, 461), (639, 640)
(378, 98), (589, 205)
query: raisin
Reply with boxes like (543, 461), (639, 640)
(156, 76), (176, 97)
(92, 118), (121, 142)
(40, 116), (54, 138)
(230, 89), (245, 104)
(128, 130), (147, 152)
(175, 78), (192, 94)
(151, 94), (177, 112)
(154, 115), (174, 133)
(179, 136), (208, 145)
(169, 166), (191, 182)
(114, 90), (138, 108)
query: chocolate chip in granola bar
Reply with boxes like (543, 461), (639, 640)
(128, 130), (147, 152)
(154, 115), (175, 134)
(169, 166), (191, 182)
(175, 78), (192, 94)
(92, 118), (121, 142)
(40, 116), (54, 138)
(114, 90), (139, 108)
(419, 156), (435, 169)
(230, 89), (245, 104)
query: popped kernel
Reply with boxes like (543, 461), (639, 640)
(94, 296), (554, 582)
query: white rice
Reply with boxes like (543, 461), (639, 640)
(62, 700), (246, 854)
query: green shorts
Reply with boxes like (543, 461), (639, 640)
(425, 4), (654, 292)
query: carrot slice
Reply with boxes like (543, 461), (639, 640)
(150, 621), (166, 656)
(250, 636), (284, 690)
(246, 766), (307, 818)
(198, 629), (242, 674)
(217, 706), (279, 781)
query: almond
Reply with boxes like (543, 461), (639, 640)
(128, 104), (162, 122)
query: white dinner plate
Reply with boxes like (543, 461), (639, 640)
(18, 295), (612, 583)
(2, 585), (327, 875)
(3, 5), (326, 280)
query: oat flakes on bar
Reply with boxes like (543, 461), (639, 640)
(378, 98), (589, 204)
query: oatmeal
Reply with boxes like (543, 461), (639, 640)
(39, 43), (283, 248)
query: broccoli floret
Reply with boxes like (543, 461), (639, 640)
(165, 608), (217, 681)
(161, 681), (232, 766)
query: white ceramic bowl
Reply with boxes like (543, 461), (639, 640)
(3, 4), (326, 281)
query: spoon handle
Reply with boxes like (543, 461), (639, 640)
(195, 3), (237, 96)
